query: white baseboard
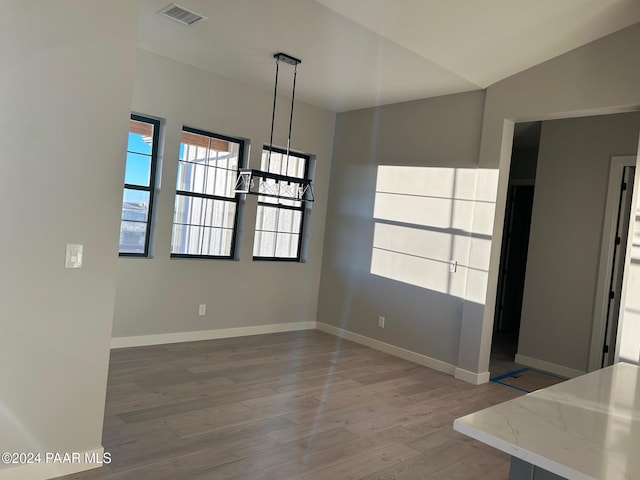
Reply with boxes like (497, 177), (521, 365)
(316, 322), (456, 376)
(455, 367), (490, 385)
(515, 354), (585, 379)
(0, 447), (104, 480)
(111, 321), (316, 349)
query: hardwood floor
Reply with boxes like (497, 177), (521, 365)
(56, 330), (522, 480)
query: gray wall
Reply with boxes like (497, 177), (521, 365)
(0, 1), (136, 476)
(317, 91), (485, 369)
(518, 113), (640, 372)
(112, 50), (335, 341)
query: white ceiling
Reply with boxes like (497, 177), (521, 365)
(137, 0), (640, 113)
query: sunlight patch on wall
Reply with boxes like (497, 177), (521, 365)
(465, 168), (500, 303)
(374, 166), (477, 229)
(370, 165), (498, 300)
(372, 222), (468, 297)
(473, 168), (501, 235)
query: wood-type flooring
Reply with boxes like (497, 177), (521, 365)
(55, 330), (522, 480)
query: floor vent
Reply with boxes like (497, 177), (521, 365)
(158, 3), (207, 26)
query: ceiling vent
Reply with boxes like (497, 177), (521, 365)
(158, 3), (207, 26)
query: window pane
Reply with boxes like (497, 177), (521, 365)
(178, 153), (237, 198)
(119, 221), (147, 254)
(261, 149), (278, 173)
(171, 224), (234, 256)
(255, 205), (277, 232)
(253, 231), (299, 258)
(255, 206), (302, 234)
(275, 233), (300, 258)
(128, 119), (153, 155)
(277, 209), (302, 234)
(176, 159), (206, 192)
(122, 189), (150, 222)
(253, 231), (276, 257)
(119, 115), (159, 256)
(179, 131), (241, 199)
(173, 196), (236, 229)
(261, 149), (304, 178)
(219, 166), (237, 197)
(284, 155), (304, 178)
(171, 195), (236, 256)
(124, 152), (151, 186)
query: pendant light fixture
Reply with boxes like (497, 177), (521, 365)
(234, 53), (314, 202)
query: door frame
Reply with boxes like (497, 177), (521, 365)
(588, 155), (636, 371)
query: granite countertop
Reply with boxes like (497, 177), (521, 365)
(454, 362), (640, 480)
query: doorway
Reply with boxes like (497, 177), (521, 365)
(491, 122), (540, 375)
(488, 114), (640, 379)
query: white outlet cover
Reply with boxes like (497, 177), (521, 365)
(65, 244), (83, 269)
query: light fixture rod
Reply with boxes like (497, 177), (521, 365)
(285, 62), (298, 175)
(267, 56), (280, 171)
(268, 52), (302, 174)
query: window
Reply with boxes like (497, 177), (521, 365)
(253, 146), (310, 261)
(171, 127), (244, 258)
(119, 114), (160, 256)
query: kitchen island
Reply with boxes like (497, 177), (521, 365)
(454, 362), (640, 480)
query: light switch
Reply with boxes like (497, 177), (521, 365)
(65, 244), (83, 269)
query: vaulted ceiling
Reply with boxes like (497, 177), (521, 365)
(137, 0), (640, 112)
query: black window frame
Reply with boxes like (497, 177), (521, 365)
(253, 145), (310, 262)
(119, 114), (161, 257)
(170, 126), (245, 260)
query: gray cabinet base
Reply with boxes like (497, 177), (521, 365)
(509, 457), (567, 480)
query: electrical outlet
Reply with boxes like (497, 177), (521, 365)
(378, 316), (385, 328)
(198, 304), (206, 316)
